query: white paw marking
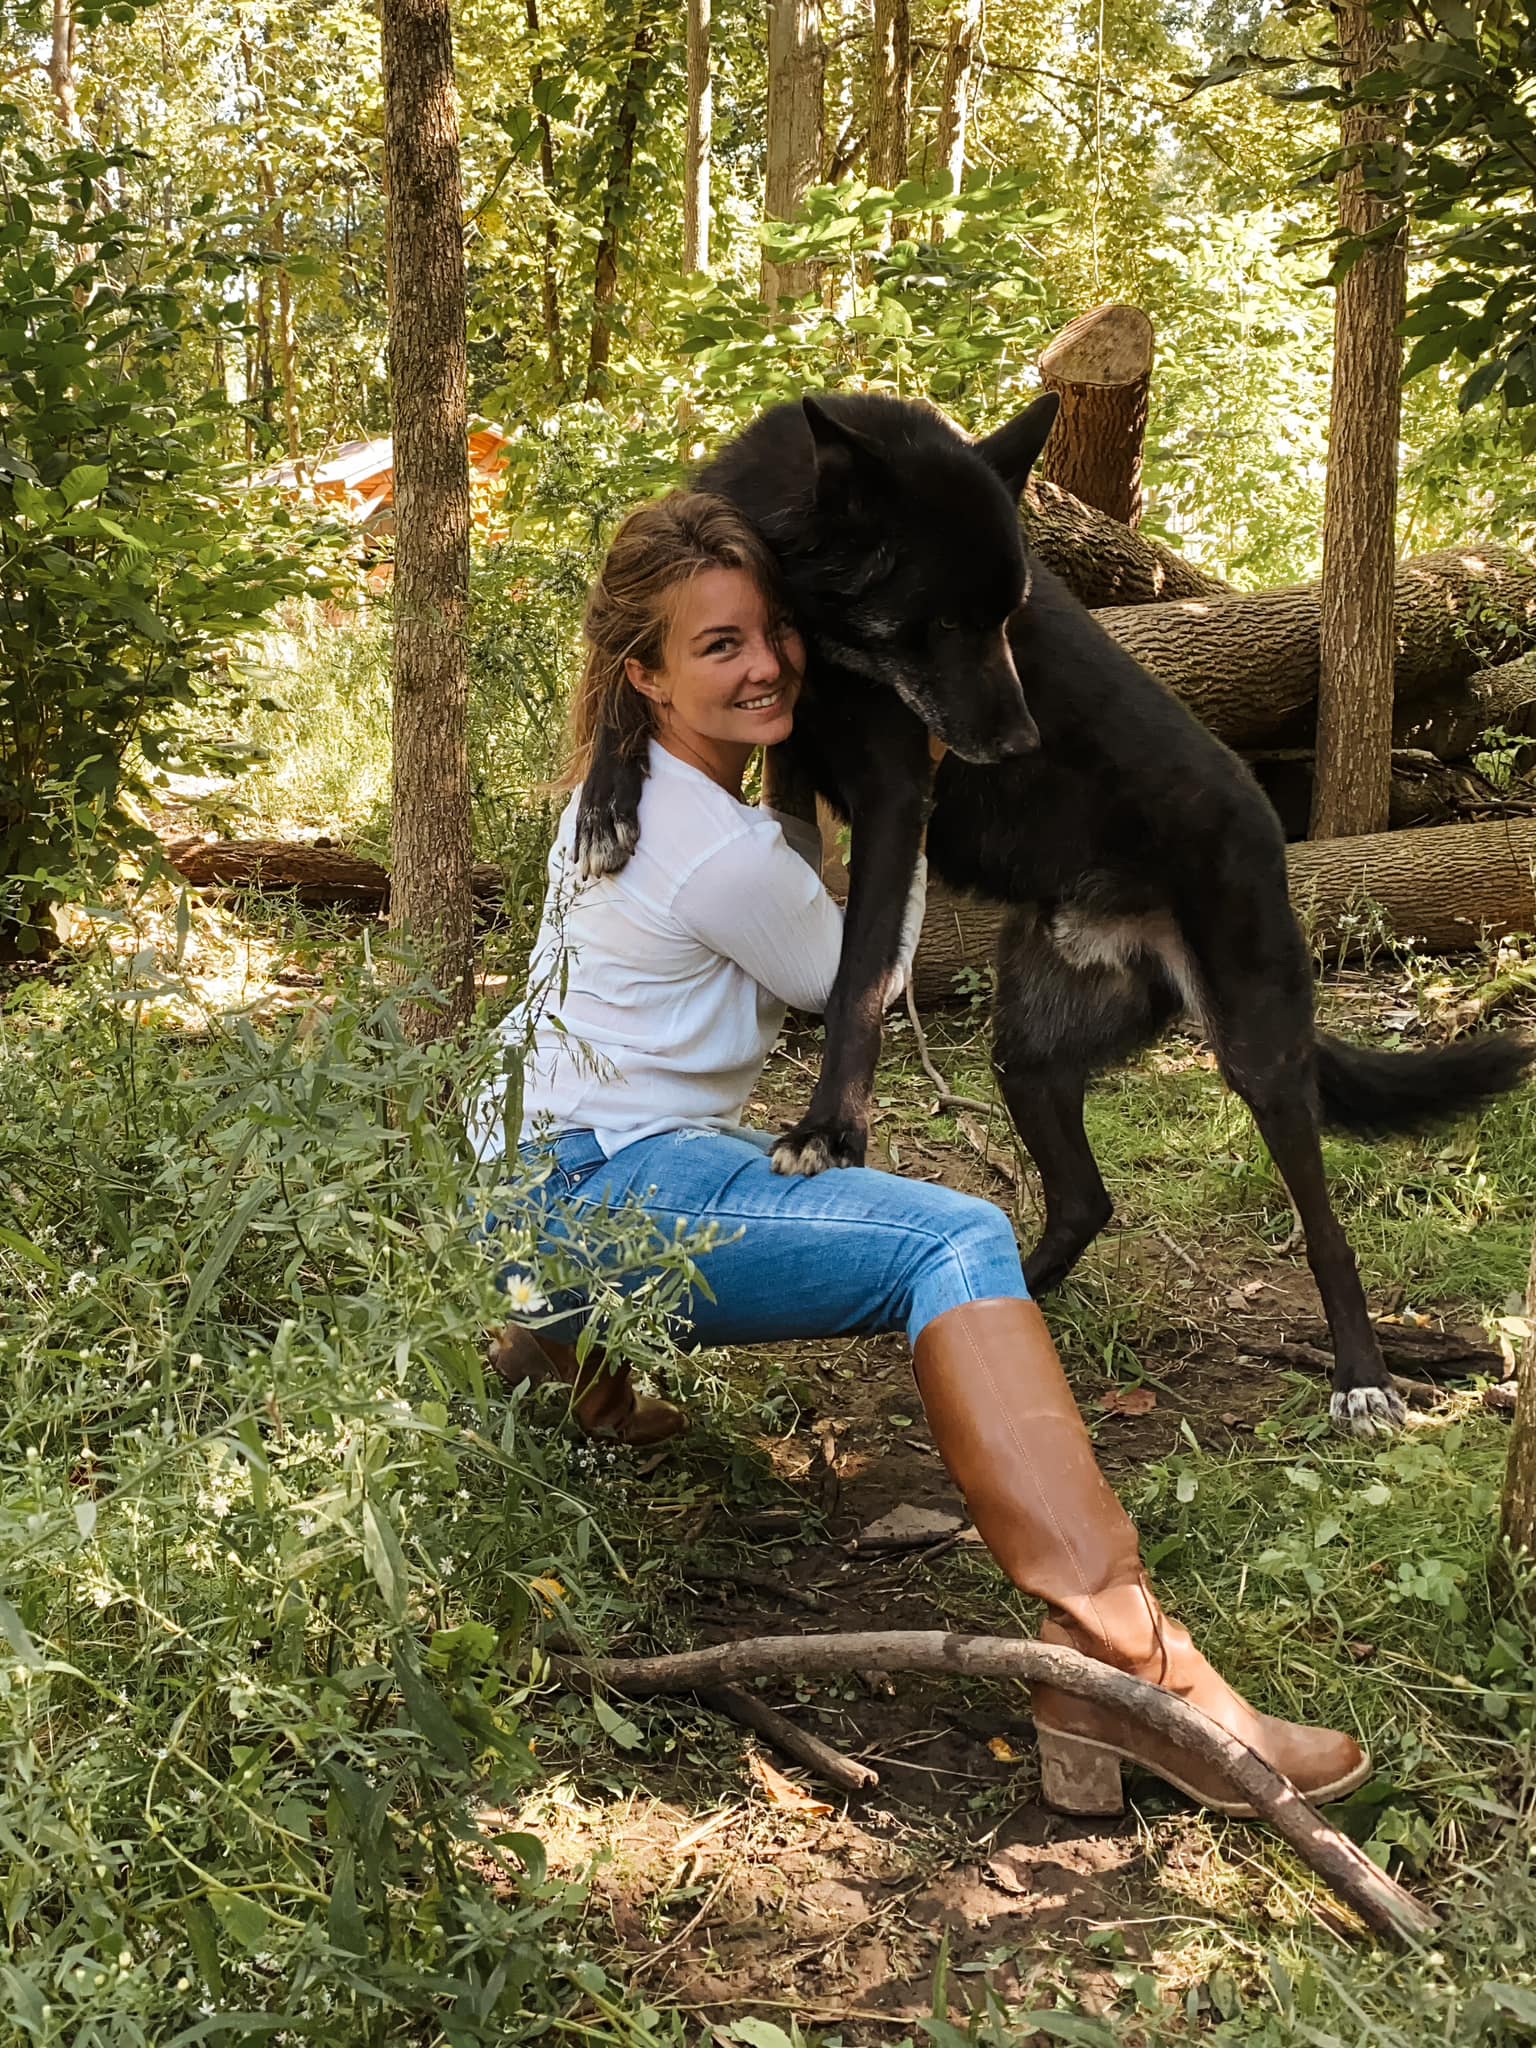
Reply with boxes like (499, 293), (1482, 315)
(1330, 1384), (1406, 1438)
(771, 1134), (843, 1177)
(575, 815), (639, 881)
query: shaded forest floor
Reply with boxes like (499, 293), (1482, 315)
(492, 956), (1536, 2041)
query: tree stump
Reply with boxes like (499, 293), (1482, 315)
(1037, 303), (1155, 527)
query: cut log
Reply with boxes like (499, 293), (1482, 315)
(1096, 544), (1536, 750)
(1022, 473), (1233, 607)
(822, 816), (1536, 1005)
(1037, 303), (1155, 527)
(1396, 651), (1536, 762)
(1287, 817), (1536, 952)
(1248, 748), (1500, 839)
(160, 836), (506, 907)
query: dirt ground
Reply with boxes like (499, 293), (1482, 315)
(522, 1005), (1507, 2036)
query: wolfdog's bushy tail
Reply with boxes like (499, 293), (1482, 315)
(1316, 1031), (1534, 1134)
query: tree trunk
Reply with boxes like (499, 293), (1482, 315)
(381, 0), (474, 1039)
(1022, 475), (1233, 608)
(822, 814), (1536, 1005)
(526, 0), (566, 387)
(48, 0), (83, 141)
(867, 0), (910, 194)
(1037, 304), (1154, 528)
(1311, 0), (1407, 840)
(683, 0), (713, 273)
(1501, 1230), (1536, 1565)
(763, 0), (824, 303)
(586, 10), (655, 399)
(242, 29), (302, 458)
(932, 0), (981, 238)
(1096, 544), (1536, 749)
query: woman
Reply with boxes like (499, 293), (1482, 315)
(476, 491), (1369, 1821)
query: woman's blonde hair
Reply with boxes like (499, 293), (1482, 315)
(559, 490), (788, 789)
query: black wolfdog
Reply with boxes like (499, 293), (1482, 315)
(576, 392), (1532, 1433)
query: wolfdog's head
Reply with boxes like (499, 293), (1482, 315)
(782, 391), (1059, 763)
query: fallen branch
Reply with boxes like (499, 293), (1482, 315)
(698, 1685), (878, 1793)
(558, 1630), (1436, 1944)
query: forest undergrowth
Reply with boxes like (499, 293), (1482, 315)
(4, 886), (1536, 2046)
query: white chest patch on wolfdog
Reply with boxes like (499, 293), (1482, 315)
(1049, 906), (1205, 1024)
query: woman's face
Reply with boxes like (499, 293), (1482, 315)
(626, 565), (806, 793)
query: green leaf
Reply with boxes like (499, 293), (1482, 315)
(327, 1843), (369, 1954)
(592, 1693), (646, 1751)
(392, 1645), (469, 1770)
(495, 1831), (548, 1885)
(362, 1497), (409, 1620)
(1015, 2015), (1117, 2045)
(725, 2023), (798, 2048)
(60, 463), (109, 506)
(1458, 357), (1505, 412)
(212, 1889), (268, 1952)
(0, 1595), (41, 1670)
(0, 1227), (60, 1274)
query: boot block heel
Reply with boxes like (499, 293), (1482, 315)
(1038, 1730), (1125, 1817)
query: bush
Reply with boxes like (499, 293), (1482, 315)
(0, 111), (328, 951)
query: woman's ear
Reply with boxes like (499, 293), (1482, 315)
(624, 655), (666, 705)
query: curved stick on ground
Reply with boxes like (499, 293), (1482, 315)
(559, 1630), (1436, 1945)
(698, 1684), (879, 1792)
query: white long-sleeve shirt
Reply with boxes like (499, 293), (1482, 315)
(471, 742), (845, 1160)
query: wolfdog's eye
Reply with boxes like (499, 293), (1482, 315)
(936, 616), (958, 633)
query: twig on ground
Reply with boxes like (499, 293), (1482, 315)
(1275, 1201), (1305, 1256)
(904, 984), (992, 1114)
(629, 1864), (735, 1983)
(1154, 1227), (1199, 1272)
(557, 1630), (1436, 1945)
(689, 1566), (830, 1613)
(697, 1683), (878, 1793)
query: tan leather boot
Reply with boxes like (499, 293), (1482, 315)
(912, 1298), (1369, 1817)
(486, 1322), (689, 1447)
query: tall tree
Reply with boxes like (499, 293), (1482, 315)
(867, 0), (909, 191)
(526, 0), (566, 386)
(241, 28), (302, 458)
(683, 0), (712, 273)
(763, 0), (824, 302)
(1310, 1), (1407, 840)
(932, 0), (981, 238)
(381, 0), (474, 1038)
(586, 8), (656, 399)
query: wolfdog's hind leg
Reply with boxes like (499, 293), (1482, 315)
(994, 1055), (1110, 1294)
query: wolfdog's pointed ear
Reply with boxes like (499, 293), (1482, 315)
(802, 395), (887, 504)
(975, 393), (1061, 500)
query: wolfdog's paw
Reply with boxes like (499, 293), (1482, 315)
(771, 1124), (864, 1176)
(1329, 1382), (1407, 1438)
(574, 806), (639, 881)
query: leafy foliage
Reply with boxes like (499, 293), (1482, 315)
(0, 114), (326, 946)
(0, 936), (705, 2040)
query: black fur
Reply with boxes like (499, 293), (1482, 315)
(574, 391), (1534, 1432)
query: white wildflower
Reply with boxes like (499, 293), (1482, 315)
(501, 1272), (547, 1314)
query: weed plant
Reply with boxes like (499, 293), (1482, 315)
(0, 934), (712, 2044)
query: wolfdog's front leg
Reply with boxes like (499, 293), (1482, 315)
(773, 762), (931, 1177)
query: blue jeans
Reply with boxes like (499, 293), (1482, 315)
(495, 1124), (1029, 1349)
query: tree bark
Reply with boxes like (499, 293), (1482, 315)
(586, 10), (656, 400)
(1311, 0), (1407, 840)
(1395, 650), (1536, 761)
(161, 838), (505, 909)
(526, 0), (566, 388)
(763, 0), (824, 303)
(823, 815), (1536, 1005)
(867, 0), (910, 193)
(1096, 544), (1536, 749)
(1037, 304), (1154, 528)
(683, 0), (713, 274)
(47, 0), (83, 141)
(381, 0), (474, 1039)
(1022, 475), (1234, 608)
(1501, 1231), (1536, 1565)
(932, 0), (981, 238)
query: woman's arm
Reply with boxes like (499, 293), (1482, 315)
(673, 823), (845, 1014)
